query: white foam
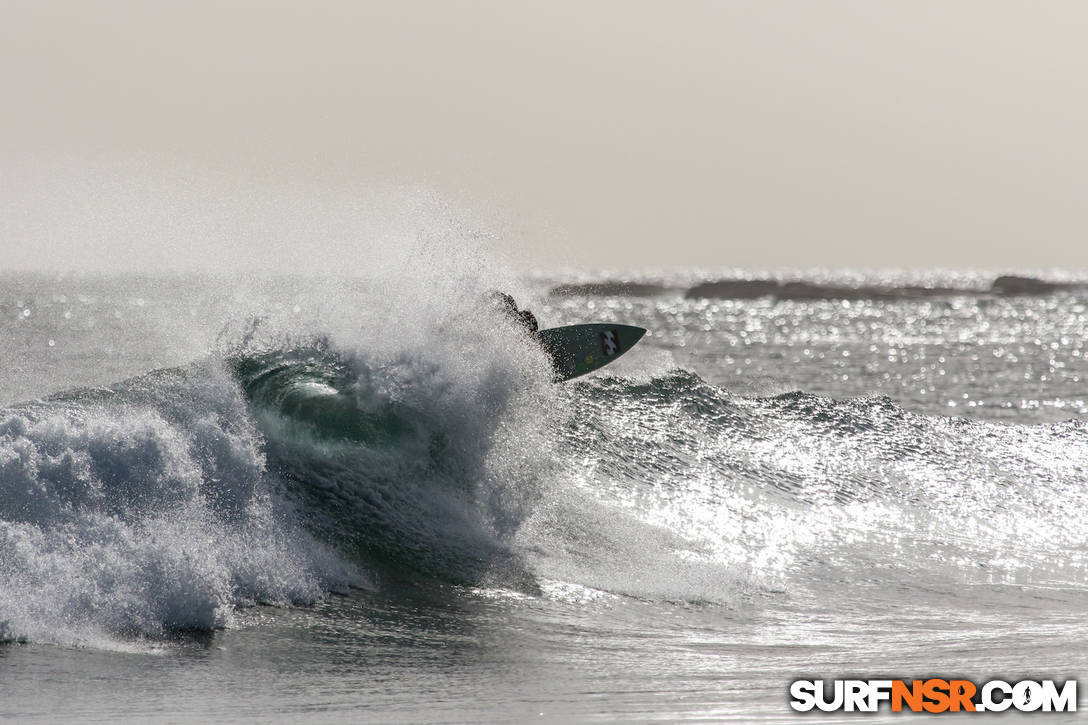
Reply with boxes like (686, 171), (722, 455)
(0, 366), (365, 649)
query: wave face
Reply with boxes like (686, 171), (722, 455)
(522, 369), (1088, 607)
(228, 338), (556, 586)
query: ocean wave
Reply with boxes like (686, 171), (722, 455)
(8, 320), (1088, 645)
(228, 340), (554, 588)
(0, 361), (361, 648)
(0, 271), (567, 647)
(539, 369), (1088, 601)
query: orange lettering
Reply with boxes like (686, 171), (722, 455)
(948, 680), (976, 712)
(922, 679), (951, 713)
(892, 680), (924, 712)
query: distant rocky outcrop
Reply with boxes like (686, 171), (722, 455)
(684, 280), (780, 299)
(989, 275), (1085, 296)
(685, 280), (975, 301)
(550, 274), (1088, 303)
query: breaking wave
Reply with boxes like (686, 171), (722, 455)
(0, 287), (561, 648)
(0, 361), (360, 648)
(5, 293), (1087, 650)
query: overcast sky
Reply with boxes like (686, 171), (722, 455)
(2, 1), (1086, 273)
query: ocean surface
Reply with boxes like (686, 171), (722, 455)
(2, 268), (1087, 723)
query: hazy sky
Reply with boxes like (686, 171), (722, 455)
(2, 1), (1086, 273)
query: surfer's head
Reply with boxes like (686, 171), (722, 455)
(487, 291), (539, 333)
(488, 291), (519, 314)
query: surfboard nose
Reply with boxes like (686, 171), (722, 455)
(536, 323), (648, 382)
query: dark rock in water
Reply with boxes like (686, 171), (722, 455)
(685, 279), (976, 301)
(887, 286), (976, 299)
(990, 275), (1081, 296)
(550, 281), (669, 297)
(778, 283), (975, 300)
(684, 280), (780, 299)
(775, 282), (884, 300)
(777, 282), (985, 301)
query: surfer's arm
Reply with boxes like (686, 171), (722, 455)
(519, 310), (539, 333)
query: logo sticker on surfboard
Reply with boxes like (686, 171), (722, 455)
(601, 330), (619, 356)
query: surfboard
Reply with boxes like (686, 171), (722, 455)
(536, 324), (647, 382)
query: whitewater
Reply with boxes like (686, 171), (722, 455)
(2, 265), (1087, 722)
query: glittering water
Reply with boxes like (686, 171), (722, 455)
(2, 270), (1087, 723)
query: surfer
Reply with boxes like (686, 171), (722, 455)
(490, 291), (539, 334)
(486, 290), (646, 381)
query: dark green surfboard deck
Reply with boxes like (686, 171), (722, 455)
(537, 324), (647, 381)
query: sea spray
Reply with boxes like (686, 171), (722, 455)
(227, 272), (564, 585)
